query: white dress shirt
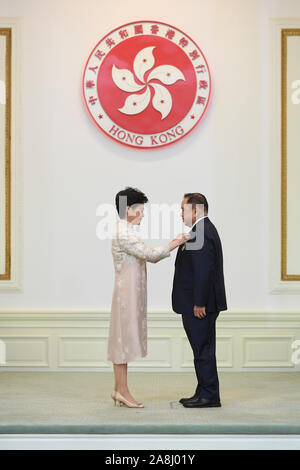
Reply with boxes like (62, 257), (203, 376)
(190, 215), (208, 231)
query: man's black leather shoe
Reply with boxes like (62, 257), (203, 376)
(179, 394), (201, 405)
(182, 397), (221, 408)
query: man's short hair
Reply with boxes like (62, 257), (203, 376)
(183, 192), (208, 213)
(115, 187), (148, 219)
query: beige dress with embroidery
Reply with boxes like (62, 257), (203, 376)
(107, 218), (171, 364)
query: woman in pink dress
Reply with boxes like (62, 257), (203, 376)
(107, 187), (189, 408)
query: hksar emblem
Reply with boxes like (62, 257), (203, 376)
(82, 21), (211, 149)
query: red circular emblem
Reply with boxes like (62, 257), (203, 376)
(82, 21), (211, 149)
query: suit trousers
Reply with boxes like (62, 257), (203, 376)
(181, 310), (220, 402)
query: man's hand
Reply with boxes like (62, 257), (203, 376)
(193, 305), (206, 319)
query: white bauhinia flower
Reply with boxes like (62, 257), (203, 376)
(112, 46), (185, 120)
(112, 65), (145, 92)
(133, 46), (156, 84)
(149, 83), (172, 120)
(118, 87), (151, 115)
(147, 65), (185, 85)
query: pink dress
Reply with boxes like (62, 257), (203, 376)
(107, 218), (171, 364)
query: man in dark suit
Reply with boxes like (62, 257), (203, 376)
(172, 193), (227, 408)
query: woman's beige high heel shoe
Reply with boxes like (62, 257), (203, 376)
(112, 390), (144, 408)
(112, 390), (143, 406)
(111, 391), (117, 405)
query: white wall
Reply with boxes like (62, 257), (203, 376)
(0, 0), (300, 313)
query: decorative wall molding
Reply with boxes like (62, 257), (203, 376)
(0, 335), (49, 367)
(269, 17), (300, 292)
(0, 310), (299, 372)
(0, 17), (23, 291)
(242, 334), (295, 368)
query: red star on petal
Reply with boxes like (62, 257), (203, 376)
(190, 115), (195, 119)
(98, 114), (103, 119)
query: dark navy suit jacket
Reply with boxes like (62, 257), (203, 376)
(171, 216), (227, 314)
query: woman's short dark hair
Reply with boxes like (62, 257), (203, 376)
(184, 192), (208, 213)
(115, 187), (148, 219)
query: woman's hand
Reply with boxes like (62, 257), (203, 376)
(168, 232), (191, 251)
